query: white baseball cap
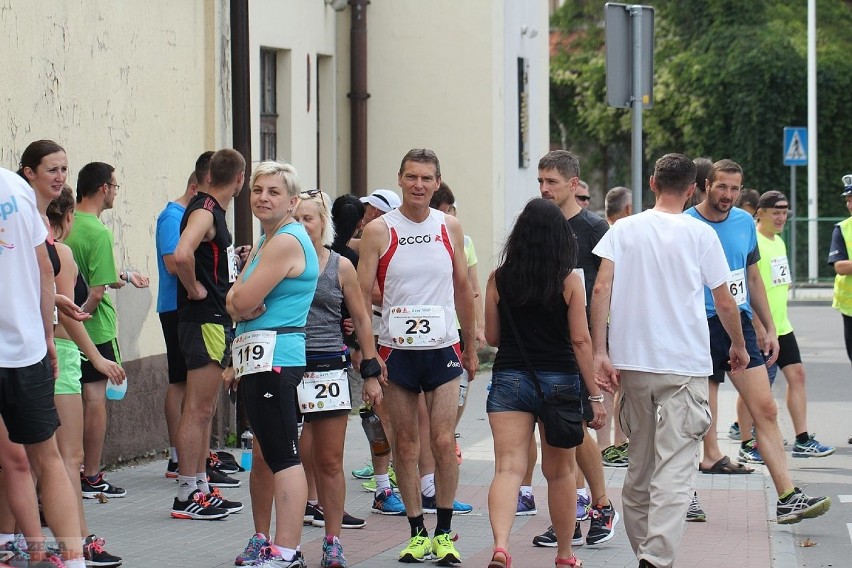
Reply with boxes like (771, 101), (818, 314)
(360, 189), (401, 213)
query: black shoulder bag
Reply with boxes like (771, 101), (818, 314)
(497, 291), (584, 449)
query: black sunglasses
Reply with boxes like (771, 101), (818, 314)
(576, 195), (590, 202)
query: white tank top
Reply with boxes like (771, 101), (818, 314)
(377, 208), (459, 349)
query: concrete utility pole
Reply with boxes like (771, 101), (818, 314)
(807, 0), (818, 282)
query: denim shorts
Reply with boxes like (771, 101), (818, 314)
(486, 368), (580, 415)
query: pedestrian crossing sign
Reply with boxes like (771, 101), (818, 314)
(783, 127), (808, 166)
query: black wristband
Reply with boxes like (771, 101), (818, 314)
(360, 358), (381, 379)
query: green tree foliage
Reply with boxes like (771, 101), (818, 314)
(550, 0), (852, 219)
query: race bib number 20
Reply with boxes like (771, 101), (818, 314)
(298, 369), (351, 413)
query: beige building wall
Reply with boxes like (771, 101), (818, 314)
(0, 1), (229, 362)
(336, 0), (550, 281)
(249, 0), (339, 192)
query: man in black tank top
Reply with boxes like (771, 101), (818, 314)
(533, 151), (620, 547)
(171, 149), (246, 520)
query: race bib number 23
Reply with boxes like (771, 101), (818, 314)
(388, 305), (446, 347)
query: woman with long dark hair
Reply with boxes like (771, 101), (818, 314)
(484, 198), (605, 568)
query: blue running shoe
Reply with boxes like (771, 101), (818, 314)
(739, 440), (764, 464)
(576, 494), (592, 521)
(421, 494), (472, 515)
(792, 434), (835, 458)
(516, 492), (537, 516)
(371, 487), (406, 515)
(236, 533), (268, 566)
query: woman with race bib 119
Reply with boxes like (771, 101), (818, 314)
(226, 161), (318, 568)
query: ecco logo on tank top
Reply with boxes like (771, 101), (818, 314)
(398, 234), (433, 246)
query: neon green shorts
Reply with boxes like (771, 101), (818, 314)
(55, 338), (83, 395)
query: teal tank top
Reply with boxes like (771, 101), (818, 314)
(235, 222), (319, 367)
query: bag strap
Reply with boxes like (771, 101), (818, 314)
(496, 281), (547, 400)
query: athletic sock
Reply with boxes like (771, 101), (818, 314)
(741, 440), (753, 449)
(169, 447), (179, 462)
(420, 473), (436, 498)
(520, 485), (533, 497)
(779, 488), (796, 502)
(408, 514), (426, 537)
(308, 499), (319, 506)
(576, 487), (589, 499)
(375, 473), (391, 491)
(177, 476), (196, 501)
(436, 507), (453, 535)
(0, 533), (13, 546)
(196, 472), (210, 495)
(64, 559), (86, 568)
(795, 432), (810, 444)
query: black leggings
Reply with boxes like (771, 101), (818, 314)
(844, 315), (852, 365)
(242, 366), (304, 474)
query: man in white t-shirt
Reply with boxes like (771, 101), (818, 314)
(0, 167), (86, 567)
(590, 154), (747, 568)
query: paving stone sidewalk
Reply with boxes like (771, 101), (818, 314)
(83, 372), (775, 568)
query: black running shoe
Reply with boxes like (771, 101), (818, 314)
(171, 489), (230, 520)
(586, 503), (620, 546)
(532, 525), (557, 548)
(165, 459), (178, 479)
(206, 468), (241, 488)
(310, 504), (367, 529)
(776, 488), (831, 524)
(207, 451), (240, 474)
(204, 488), (243, 513)
(83, 534), (122, 567)
(81, 472), (127, 499)
(304, 502), (321, 525)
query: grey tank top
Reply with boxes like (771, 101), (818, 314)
(305, 250), (345, 351)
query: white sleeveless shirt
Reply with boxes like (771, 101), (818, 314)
(377, 208), (459, 349)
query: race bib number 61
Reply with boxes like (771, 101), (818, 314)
(726, 268), (747, 306)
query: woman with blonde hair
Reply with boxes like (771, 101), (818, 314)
(228, 161), (318, 568)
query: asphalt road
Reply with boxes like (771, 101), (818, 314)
(765, 303), (852, 567)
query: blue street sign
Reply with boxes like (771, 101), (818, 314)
(783, 127), (808, 166)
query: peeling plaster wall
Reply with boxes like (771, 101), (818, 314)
(0, 1), (227, 362)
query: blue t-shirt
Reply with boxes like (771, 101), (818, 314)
(684, 206), (760, 318)
(155, 201), (185, 313)
(235, 223), (319, 367)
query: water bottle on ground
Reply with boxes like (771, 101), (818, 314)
(240, 429), (254, 471)
(360, 406), (391, 456)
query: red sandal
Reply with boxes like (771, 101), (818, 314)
(488, 547), (512, 568)
(555, 556), (581, 567)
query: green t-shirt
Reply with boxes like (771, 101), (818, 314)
(756, 231), (793, 336)
(65, 211), (118, 344)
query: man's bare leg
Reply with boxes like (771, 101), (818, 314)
(176, 363), (222, 495)
(729, 367), (793, 495)
(424, 379), (460, 510)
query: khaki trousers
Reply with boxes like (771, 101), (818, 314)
(619, 372), (711, 568)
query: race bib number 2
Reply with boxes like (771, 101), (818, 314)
(771, 256), (792, 286)
(388, 305), (446, 347)
(726, 268), (747, 306)
(232, 330), (275, 378)
(226, 245), (239, 283)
